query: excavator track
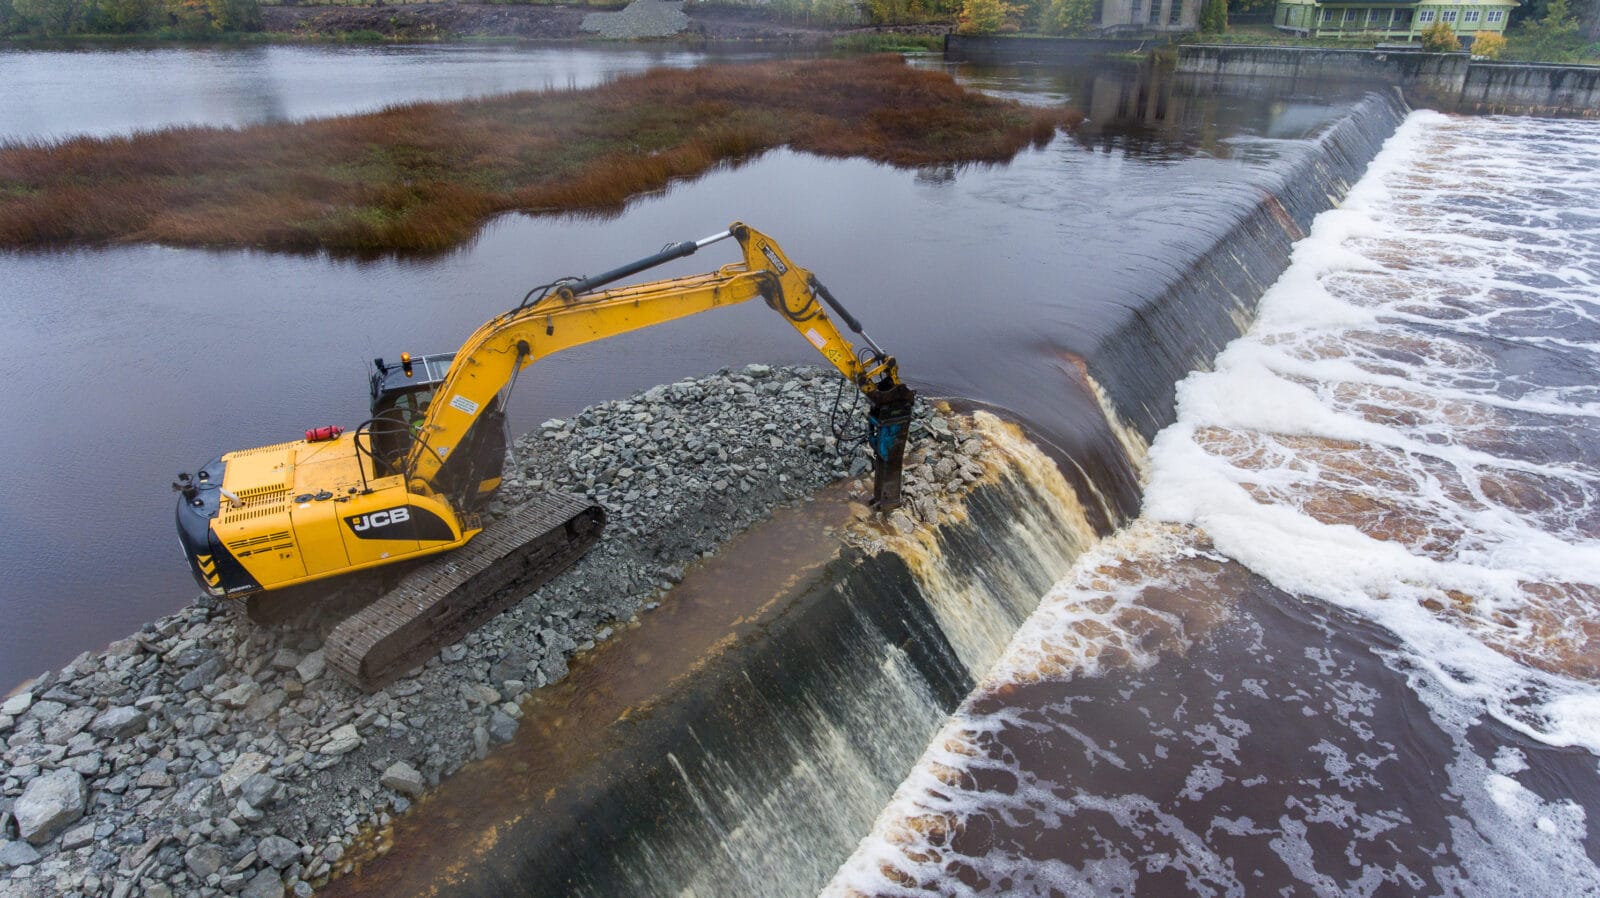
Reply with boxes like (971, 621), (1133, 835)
(325, 491), (605, 692)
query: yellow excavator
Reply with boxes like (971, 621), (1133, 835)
(175, 222), (915, 690)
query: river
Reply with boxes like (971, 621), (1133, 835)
(828, 109), (1600, 897)
(3, 41), (1596, 897)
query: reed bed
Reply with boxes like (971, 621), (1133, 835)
(0, 56), (1081, 254)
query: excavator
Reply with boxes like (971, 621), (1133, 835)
(174, 222), (915, 691)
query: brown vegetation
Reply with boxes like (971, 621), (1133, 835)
(0, 56), (1081, 254)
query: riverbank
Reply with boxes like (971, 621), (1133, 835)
(0, 365), (988, 898)
(0, 55), (1075, 254)
(0, 2), (951, 46)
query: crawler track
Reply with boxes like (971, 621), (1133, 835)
(325, 491), (605, 691)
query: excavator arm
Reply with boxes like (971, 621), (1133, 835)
(177, 221), (916, 688)
(400, 221), (916, 509)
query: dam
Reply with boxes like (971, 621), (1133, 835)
(1, 45), (1598, 898)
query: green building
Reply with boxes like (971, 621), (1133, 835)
(1274, 0), (1517, 42)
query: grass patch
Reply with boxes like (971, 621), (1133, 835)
(831, 33), (945, 53)
(0, 56), (1080, 255)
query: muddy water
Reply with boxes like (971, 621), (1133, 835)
(0, 55), (1369, 687)
(829, 114), (1600, 895)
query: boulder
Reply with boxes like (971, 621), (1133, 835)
(380, 761), (425, 799)
(322, 724), (361, 756)
(0, 841), (42, 868)
(239, 773), (280, 810)
(294, 650), (326, 684)
(241, 870), (285, 898)
(219, 752), (271, 796)
(15, 768), (87, 845)
(185, 843), (225, 878)
(88, 706), (147, 740)
(256, 835), (300, 869)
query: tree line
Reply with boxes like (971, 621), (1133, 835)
(0, 0), (261, 36)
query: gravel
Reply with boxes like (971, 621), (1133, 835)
(0, 365), (989, 896)
(580, 0), (690, 39)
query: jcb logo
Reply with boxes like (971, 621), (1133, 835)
(348, 506), (411, 532)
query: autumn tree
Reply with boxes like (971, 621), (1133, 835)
(1420, 18), (1461, 50)
(1042, 0), (1094, 33)
(958, 0), (1007, 31)
(1470, 29), (1506, 56)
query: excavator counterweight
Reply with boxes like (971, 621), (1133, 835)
(175, 222), (914, 689)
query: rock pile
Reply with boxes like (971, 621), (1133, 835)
(579, 0), (690, 39)
(0, 366), (987, 898)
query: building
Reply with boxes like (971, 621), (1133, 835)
(1100, 0), (1201, 34)
(1273, 0), (1517, 42)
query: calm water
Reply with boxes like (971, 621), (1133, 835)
(0, 50), (1364, 687)
(0, 43), (744, 142)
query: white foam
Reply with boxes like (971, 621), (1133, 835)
(1144, 111), (1600, 754)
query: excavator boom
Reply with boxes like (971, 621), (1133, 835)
(176, 222), (914, 689)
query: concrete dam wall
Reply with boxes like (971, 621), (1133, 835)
(1179, 44), (1600, 117)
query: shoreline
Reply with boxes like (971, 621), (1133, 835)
(0, 3), (951, 48)
(0, 365), (988, 898)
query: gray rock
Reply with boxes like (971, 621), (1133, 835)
(322, 725), (361, 756)
(215, 681), (260, 710)
(243, 689), (287, 722)
(220, 752), (271, 796)
(242, 870), (285, 898)
(292, 882), (313, 898)
(239, 773), (280, 809)
(487, 711), (518, 744)
(294, 651), (325, 684)
(68, 750), (102, 776)
(269, 648), (301, 671)
(42, 705), (95, 744)
(58, 821), (95, 851)
(15, 767), (86, 844)
(489, 650), (533, 686)
(379, 762), (425, 799)
(0, 840), (41, 868)
(540, 654), (569, 686)
(146, 885), (175, 898)
(89, 706), (147, 740)
(0, 693), (31, 717)
(185, 842), (225, 878)
(177, 656), (222, 692)
(256, 835), (300, 869)
(170, 779), (226, 824)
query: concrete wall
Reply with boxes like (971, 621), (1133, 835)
(1178, 44), (1600, 116)
(1460, 62), (1600, 116)
(944, 34), (1156, 62)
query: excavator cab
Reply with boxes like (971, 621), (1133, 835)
(366, 352), (507, 508)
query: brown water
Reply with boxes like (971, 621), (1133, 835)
(827, 112), (1600, 897)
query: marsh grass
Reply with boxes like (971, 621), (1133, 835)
(0, 56), (1080, 254)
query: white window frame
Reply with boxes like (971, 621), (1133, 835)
(1368, 8), (1387, 25)
(1418, 9), (1435, 22)
(1320, 7), (1334, 22)
(1442, 9), (1458, 22)
(1487, 9), (1504, 22)
(1464, 9), (1480, 22)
